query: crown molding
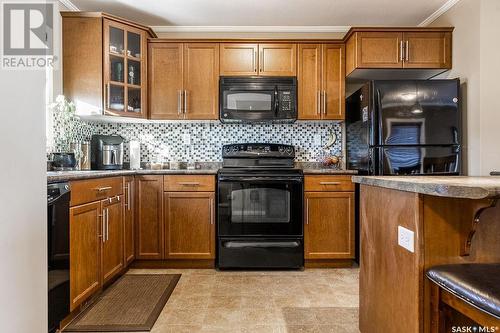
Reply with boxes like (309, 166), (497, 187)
(151, 26), (351, 34)
(418, 0), (461, 26)
(58, 0), (79, 11)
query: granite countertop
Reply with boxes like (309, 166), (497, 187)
(47, 162), (357, 183)
(352, 176), (500, 199)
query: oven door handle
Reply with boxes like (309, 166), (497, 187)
(223, 241), (301, 248)
(218, 176), (303, 182)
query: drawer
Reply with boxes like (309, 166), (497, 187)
(164, 175), (215, 192)
(70, 177), (123, 206)
(304, 175), (355, 192)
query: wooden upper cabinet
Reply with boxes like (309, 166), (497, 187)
(61, 12), (155, 118)
(220, 43), (258, 75)
(259, 43), (297, 76)
(164, 192), (215, 259)
(322, 44), (345, 120)
(135, 175), (164, 259)
(183, 43), (219, 120)
(404, 32), (452, 69)
(304, 192), (355, 259)
(123, 176), (135, 266)
(101, 196), (124, 284)
(345, 28), (453, 77)
(148, 43), (183, 120)
(69, 201), (101, 311)
(298, 43), (345, 120)
(297, 44), (322, 119)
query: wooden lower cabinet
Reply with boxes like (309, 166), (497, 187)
(164, 192), (215, 259)
(123, 176), (135, 265)
(135, 175), (164, 259)
(69, 201), (102, 311)
(304, 191), (355, 259)
(101, 196), (124, 284)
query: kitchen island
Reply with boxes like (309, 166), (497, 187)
(352, 176), (500, 333)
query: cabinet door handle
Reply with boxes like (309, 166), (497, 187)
(102, 209), (106, 242)
(95, 186), (112, 192)
(106, 208), (109, 241)
(305, 199), (309, 225)
(177, 90), (183, 116)
(210, 198), (214, 225)
(405, 40), (409, 61)
(400, 40), (404, 62)
(253, 50), (257, 73)
(127, 185), (131, 211)
(320, 181), (341, 185)
(259, 50), (263, 72)
(317, 91), (321, 115)
(177, 182), (200, 186)
(184, 90), (188, 117)
(99, 212), (104, 239)
(323, 91), (327, 115)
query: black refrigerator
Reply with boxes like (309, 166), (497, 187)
(346, 80), (461, 175)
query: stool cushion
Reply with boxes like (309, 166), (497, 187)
(427, 264), (500, 319)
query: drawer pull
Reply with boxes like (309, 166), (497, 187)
(95, 186), (112, 192)
(177, 182), (200, 186)
(319, 181), (342, 185)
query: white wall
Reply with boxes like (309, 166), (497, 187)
(431, 0), (500, 175)
(0, 34), (47, 333)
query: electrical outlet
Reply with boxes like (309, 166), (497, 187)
(314, 134), (321, 145)
(182, 133), (191, 145)
(398, 226), (414, 253)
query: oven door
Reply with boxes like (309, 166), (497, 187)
(218, 175), (303, 237)
(220, 88), (277, 122)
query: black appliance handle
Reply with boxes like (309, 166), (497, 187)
(218, 176), (303, 182)
(223, 241), (301, 248)
(274, 86), (279, 115)
(47, 183), (71, 205)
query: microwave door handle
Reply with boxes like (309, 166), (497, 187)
(274, 86), (279, 115)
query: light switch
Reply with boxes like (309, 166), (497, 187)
(398, 226), (415, 253)
(182, 133), (191, 145)
(314, 134), (321, 145)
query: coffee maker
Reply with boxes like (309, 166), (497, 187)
(91, 135), (124, 170)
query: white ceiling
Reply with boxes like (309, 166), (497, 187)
(65, 0), (455, 28)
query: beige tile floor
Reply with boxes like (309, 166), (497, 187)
(127, 268), (360, 333)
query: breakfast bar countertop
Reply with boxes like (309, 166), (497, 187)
(352, 175), (500, 200)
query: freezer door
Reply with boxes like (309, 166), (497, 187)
(375, 80), (460, 146)
(377, 145), (461, 175)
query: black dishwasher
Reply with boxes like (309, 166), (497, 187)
(47, 182), (70, 333)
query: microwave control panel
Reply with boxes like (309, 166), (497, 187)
(279, 91), (294, 112)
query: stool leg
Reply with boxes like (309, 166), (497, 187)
(430, 282), (444, 333)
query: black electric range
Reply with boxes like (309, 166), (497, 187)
(217, 143), (304, 269)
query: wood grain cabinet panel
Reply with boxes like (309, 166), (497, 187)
(123, 176), (135, 266)
(403, 32), (452, 69)
(101, 196), (124, 284)
(69, 201), (102, 311)
(304, 175), (355, 192)
(183, 43), (219, 120)
(148, 43), (183, 120)
(298, 44), (344, 120)
(357, 32), (403, 69)
(164, 192), (215, 259)
(70, 177), (123, 207)
(297, 44), (322, 120)
(135, 175), (164, 259)
(220, 43), (258, 75)
(259, 43), (297, 76)
(322, 44), (345, 120)
(164, 175), (215, 192)
(304, 192), (355, 259)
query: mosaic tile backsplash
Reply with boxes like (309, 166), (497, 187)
(50, 112), (343, 162)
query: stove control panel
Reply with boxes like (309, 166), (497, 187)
(222, 143), (295, 158)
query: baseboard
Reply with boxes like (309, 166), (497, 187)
(130, 259), (215, 269)
(304, 259), (356, 268)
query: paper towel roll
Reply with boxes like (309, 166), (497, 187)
(129, 140), (140, 170)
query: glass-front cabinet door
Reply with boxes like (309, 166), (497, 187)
(104, 19), (147, 118)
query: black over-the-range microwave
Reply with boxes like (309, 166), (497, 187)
(219, 76), (297, 123)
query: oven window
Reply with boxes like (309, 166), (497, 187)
(224, 92), (272, 111)
(231, 188), (290, 223)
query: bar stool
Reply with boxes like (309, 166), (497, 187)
(427, 264), (500, 331)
